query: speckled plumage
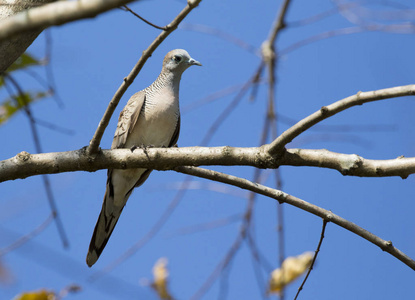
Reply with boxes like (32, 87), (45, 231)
(86, 49), (201, 267)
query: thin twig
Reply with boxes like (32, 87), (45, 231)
(164, 213), (242, 238)
(261, 2), (293, 297)
(121, 5), (167, 30)
(175, 165), (415, 270)
(44, 29), (64, 108)
(190, 230), (244, 300)
(246, 231), (274, 272)
(200, 62), (264, 146)
(276, 113), (396, 132)
(182, 82), (257, 114)
(87, 0), (202, 155)
(179, 23), (260, 55)
(33, 117), (75, 135)
(4, 75), (69, 248)
(0, 213), (54, 256)
(279, 24), (415, 57)
(294, 220), (327, 300)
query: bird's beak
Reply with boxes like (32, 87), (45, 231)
(189, 58), (202, 66)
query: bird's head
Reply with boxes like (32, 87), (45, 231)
(162, 49), (202, 73)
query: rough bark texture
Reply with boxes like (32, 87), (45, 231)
(0, 0), (55, 74)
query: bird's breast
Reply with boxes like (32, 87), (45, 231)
(127, 92), (179, 147)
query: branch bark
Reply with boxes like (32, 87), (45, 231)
(0, 0), (138, 43)
(2, 146), (415, 182)
(0, 0), (56, 73)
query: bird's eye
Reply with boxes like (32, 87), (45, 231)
(173, 55), (182, 62)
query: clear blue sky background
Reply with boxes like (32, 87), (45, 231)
(1, 0), (415, 299)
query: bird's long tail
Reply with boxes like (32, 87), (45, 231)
(86, 191), (124, 267)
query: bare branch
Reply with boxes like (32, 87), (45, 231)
(4, 74), (69, 248)
(0, 213), (54, 257)
(86, 0), (202, 155)
(0, 0), (139, 42)
(179, 23), (260, 55)
(121, 5), (167, 30)
(266, 84), (415, 156)
(294, 220), (327, 300)
(280, 24), (415, 56)
(3, 146), (415, 182)
(175, 166), (415, 270)
(267, 0), (292, 44)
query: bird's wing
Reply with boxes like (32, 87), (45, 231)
(169, 115), (181, 147)
(111, 91), (146, 149)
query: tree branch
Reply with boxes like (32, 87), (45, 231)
(3, 146), (415, 182)
(86, 0), (202, 155)
(266, 84), (415, 156)
(174, 166), (415, 270)
(0, 0), (138, 42)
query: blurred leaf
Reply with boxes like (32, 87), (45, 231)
(268, 251), (314, 294)
(13, 289), (55, 300)
(7, 53), (42, 73)
(151, 257), (174, 300)
(0, 91), (49, 125)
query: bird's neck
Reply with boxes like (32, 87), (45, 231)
(151, 71), (182, 97)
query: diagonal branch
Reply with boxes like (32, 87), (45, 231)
(120, 5), (167, 30)
(294, 219), (327, 300)
(174, 166), (415, 270)
(86, 0), (202, 155)
(266, 84), (415, 156)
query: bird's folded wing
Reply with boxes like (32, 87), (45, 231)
(112, 91), (146, 149)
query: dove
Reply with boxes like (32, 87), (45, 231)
(86, 49), (201, 267)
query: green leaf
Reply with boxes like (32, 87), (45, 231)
(0, 91), (49, 125)
(7, 53), (42, 72)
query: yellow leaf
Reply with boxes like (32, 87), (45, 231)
(268, 251), (314, 294)
(13, 289), (55, 300)
(151, 257), (173, 300)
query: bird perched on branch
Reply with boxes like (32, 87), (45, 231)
(86, 49), (202, 267)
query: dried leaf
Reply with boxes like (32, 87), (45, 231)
(13, 289), (55, 300)
(151, 257), (173, 300)
(268, 251), (314, 294)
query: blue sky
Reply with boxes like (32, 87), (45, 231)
(1, 0), (415, 299)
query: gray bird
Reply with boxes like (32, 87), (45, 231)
(86, 49), (201, 267)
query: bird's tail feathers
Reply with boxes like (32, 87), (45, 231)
(86, 191), (124, 267)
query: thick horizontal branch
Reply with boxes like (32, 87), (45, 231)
(2, 146), (415, 182)
(267, 84), (415, 155)
(0, 0), (138, 42)
(281, 148), (415, 179)
(175, 166), (415, 270)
